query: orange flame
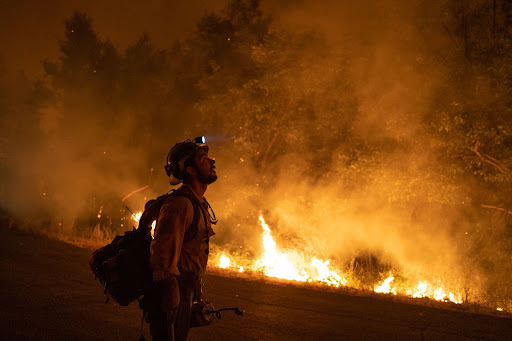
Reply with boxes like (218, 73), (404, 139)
(213, 214), (479, 308)
(215, 214), (348, 287)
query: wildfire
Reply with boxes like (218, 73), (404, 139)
(219, 254), (231, 269)
(215, 214), (347, 287)
(214, 214), (473, 308)
(132, 211), (156, 238)
(372, 275), (463, 304)
(132, 212), (143, 222)
(374, 275), (397, 295)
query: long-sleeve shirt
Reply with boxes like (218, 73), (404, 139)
(150, 185), (215, 282)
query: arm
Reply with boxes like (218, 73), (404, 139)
(150, 196), (194, 313)
(150, 195), (194, 281)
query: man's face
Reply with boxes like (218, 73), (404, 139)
(191, 149), (217, 185)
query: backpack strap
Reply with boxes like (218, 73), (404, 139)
(171, 188), (202, 243)
(140, 187), (204, 243)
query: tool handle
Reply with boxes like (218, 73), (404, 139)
(205, 307), (245, 319)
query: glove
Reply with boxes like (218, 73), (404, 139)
(157, 276), (180, 314)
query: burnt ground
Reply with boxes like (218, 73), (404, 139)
(1, 226), (511, 341)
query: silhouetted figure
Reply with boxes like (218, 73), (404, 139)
(147, 139), (217, 341)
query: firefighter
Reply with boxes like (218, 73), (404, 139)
(148, 139), (217, 341)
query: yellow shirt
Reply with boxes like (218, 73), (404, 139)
(150, 185), (215, 281)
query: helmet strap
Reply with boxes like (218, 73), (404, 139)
(169, 174), (182, 186)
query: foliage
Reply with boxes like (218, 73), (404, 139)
(1, 0), (512, 307)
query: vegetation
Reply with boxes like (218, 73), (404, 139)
(1, 0), (511, 308)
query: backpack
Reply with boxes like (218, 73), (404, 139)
(89, 187), (202, 306)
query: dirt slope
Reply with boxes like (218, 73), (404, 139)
(1, 227), (511, 340)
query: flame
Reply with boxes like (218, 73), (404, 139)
(412, 280), (428, 298)
(409, 280), (463, 304)
(374, 275), (397, 295)
(372, 276), (463, 304)
(132, 211), (156, 238)
(132, 212), (142, 222)
(255, 214), (310, 282)
(150, 220), (156, 239)
(219, 254), (231, 269)
(215, 214), (347, 287)
(213, 214), (477, 308)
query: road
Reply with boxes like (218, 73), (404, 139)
(1, 227), (511, 340)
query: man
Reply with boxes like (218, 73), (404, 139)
(148, 139), (217, 341)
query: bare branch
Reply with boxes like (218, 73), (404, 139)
(470, 142), (512, 177)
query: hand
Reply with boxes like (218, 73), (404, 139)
(157, 276), (180, 313)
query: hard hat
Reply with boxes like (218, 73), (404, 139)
(165, 139), (208, 185)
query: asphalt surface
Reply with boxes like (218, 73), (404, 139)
(1, 227), (511, 340)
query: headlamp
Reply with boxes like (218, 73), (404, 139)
(194, 136), (206, 144)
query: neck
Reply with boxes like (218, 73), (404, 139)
(185, 180), (207, 198)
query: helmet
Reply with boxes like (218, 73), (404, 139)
(165, 139), (208, 185)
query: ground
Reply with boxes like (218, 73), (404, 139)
(1, 227), (511, 340)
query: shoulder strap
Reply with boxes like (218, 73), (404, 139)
(178, 188), (210, 254)
(172, 188), (202, 243)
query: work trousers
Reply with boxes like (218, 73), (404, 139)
(148, 276), (195, 341)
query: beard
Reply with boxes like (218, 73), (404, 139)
(197, 171), (218, 185)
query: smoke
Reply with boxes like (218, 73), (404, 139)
(1, 0), (511, 308)
(0, 0), (226, 77)
(199, 0), (511, 305)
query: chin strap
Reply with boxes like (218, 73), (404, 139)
(169, 174), (182, 186)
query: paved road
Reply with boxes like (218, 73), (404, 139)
(1, 227), (511, 340)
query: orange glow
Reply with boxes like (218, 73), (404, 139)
(132, 211), (156, 239)
(219, 254), (231, 269)
(374, 275), (397, 295)
(215, 214), (348, 287)
(214, 214), (471, 307)
(372, 276), (463, 304)
(132, 212), (142, 222)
